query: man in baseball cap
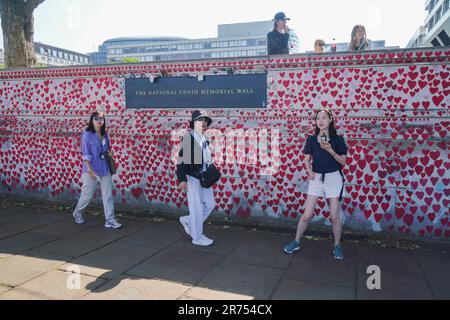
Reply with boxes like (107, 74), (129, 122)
(273, 12), (290, 21)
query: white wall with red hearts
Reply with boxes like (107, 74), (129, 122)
(0, 48), (449, 240)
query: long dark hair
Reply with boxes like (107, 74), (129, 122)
(314, 109), (338, 138)
(273, 22), (278, 32)
(348, 25), (368, 51)
(86, 111), (107, 136)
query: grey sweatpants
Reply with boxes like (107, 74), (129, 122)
(73, 173), (116, 222)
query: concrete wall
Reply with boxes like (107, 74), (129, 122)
(0, 48), (449, 240)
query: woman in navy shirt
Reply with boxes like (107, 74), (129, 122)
(284, 109), (348, 260)
(72, 111), (122, 229)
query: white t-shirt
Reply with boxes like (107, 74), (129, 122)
(192, 131), (212, 172)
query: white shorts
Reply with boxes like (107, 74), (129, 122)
(307, 171), (344, 199)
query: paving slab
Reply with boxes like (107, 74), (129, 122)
(0, 285), (12, 295)
(356, 245), (424, 279)
(285, 256), (356, 289)
(32, 217), (102, 237)
(116, 222), (183, 250)
(81, 275), (191, 300)
(59, 243), (157, 279)
(0, 232), (59, 259)
(33, 222), (143, 258)
(356, 272), (434, 300)
(0, 270), (105, 300)
(187, 262), (283, 300)
(126, 246), (223, 286)
(225, 231), (294, 269)
(0, 252), (69, 287)
(271, 278), (355, 300)
(413, 251), (450, 300)
(172, 226), (248, 257)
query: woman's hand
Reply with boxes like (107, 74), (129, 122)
(320, 142), (334, 154)
(308, 172), (316, 181)
(88, 170), (97, 181)
(179, 182), (187, 191)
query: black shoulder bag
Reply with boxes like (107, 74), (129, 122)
(190, 132), (221, 188)
(197, 164), (221, 189)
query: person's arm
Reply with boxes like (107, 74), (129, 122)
(304, 155), (315, 180)
(329, 151), (346, 166)
(303, 137), (315, 180)
(105, 134), (113, 156)
(81, 133), (97, 179)
(321, 137), (347, 166)
(176, 134), (189, 190)
(267, 32), (278, 55)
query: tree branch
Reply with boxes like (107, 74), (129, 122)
(24, 0), (45, 16)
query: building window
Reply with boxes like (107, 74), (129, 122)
(436, 6), (442, 23)
(239, 40), (247, 46)
(64, 53), (68, 60)
(445, 0), (450, 12)
(257, 39), (267, 46)
(428, 15), (435, 31)
(69, 54), (74, 61)
(429, 0), (436, 12)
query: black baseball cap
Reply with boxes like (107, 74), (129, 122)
(273, 12), (290, 21)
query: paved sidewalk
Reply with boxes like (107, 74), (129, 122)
(0, 198), (449, 300)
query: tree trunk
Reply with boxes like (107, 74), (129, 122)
(0, 0), (45, 69)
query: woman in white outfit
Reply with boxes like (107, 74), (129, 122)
(176, 110), (217, 246)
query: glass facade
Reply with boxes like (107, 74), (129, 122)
(93, 22), (271, 64)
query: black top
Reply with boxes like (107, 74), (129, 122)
(304, 135), (348, 174)
(267, 30), (290, 55)
(176, 131), (209, 183)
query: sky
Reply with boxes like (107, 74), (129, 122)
(0, 0), (428, 54)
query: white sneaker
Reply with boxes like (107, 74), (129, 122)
(179, 216), (191, 236)
(192, 236), (213, 247)
(105, 220), (122, 229)
(201, 235), (214, 244)
(73, 212), (85, 225)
